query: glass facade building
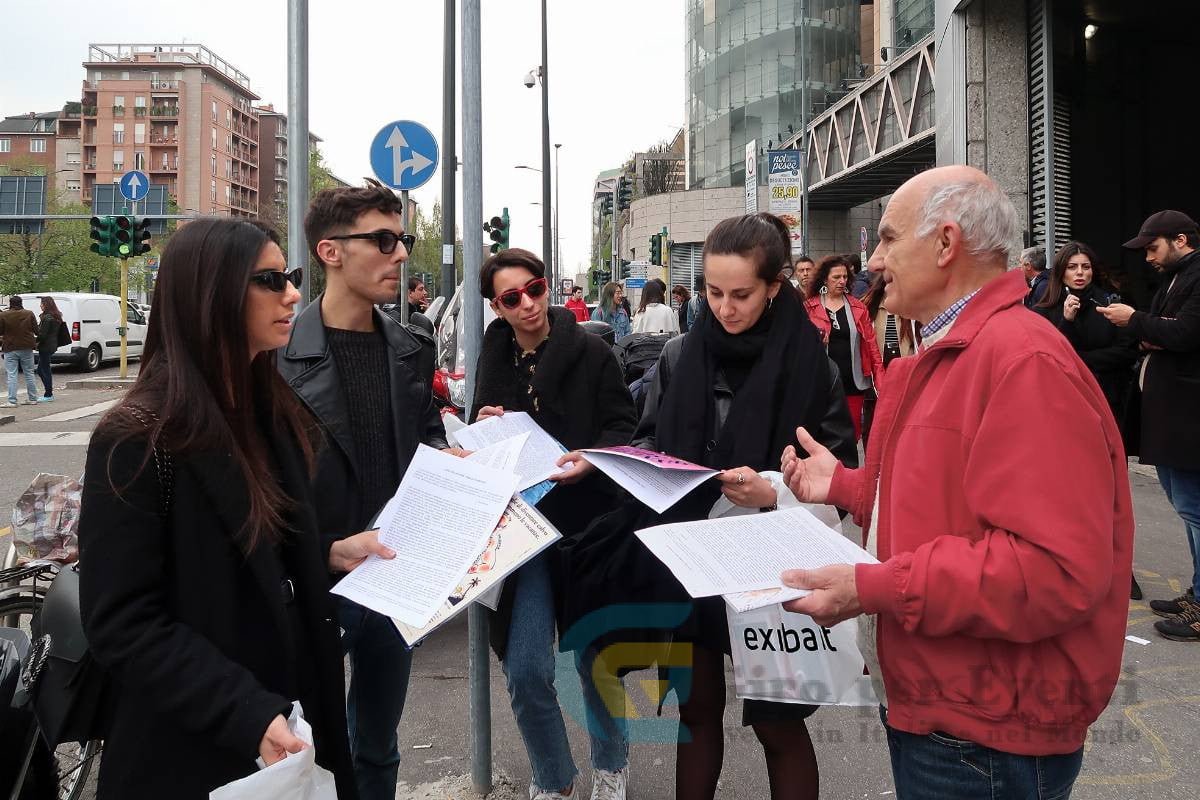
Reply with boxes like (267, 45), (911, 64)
(685, 0), (860, 189)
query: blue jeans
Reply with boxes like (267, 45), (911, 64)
(36, 350), (53, 397)
(882, 708), (1083, 799)
(1157, 466), (1200, 598)
(338, 596), (413, 800)
(4, 350), (37, 403)
(502, 553), (629, 791)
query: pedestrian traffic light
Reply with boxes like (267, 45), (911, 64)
(485, 207), (511, 254)
(89, 215), (118, 257)
(617, 177), (633, 211)
(648, 234), (662, 266)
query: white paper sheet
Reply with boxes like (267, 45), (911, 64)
(635, 505), (878, 599)
(332, 445), (518, 628)
(453, 411), (567, 490)
(465, 432), (529, 472)
(580, 447), (718, 513)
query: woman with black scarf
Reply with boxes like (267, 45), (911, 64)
(630, 213), (857, 799)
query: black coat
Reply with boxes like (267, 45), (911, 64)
(471, 305), (637, 658)
(78, 419), (356, 800)
(1127, 249), (1200, 469)
(279, 298), (448, 551)
(1034, 284), (1138, 419)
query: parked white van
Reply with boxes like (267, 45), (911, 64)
(16, 293), (148, 371)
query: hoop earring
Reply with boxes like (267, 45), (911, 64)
(820, 285), (828, 295)
(766, 296), (774, 311)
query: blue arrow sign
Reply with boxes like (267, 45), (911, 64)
(369, 120), (438, 191)
(119, 170), (150, 202)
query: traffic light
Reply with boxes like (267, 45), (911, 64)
(601, 194), (613, 216)
(620, 260), (631, 280)
(648, 234), (662, 266)
(617, 177), (633, 211)
(89, 215), (117, 257)
(485, 207), (510, 254)
(129, 216), (152, 257)
(114, 215), (134, 259)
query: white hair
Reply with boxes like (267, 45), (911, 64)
(914, 179), (1020, 264)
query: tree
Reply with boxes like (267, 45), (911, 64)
(405, 200), (464, 297)
(264, 144), (348, 297)
(0, 200), (124, 295)
(640, 140), (684, 197)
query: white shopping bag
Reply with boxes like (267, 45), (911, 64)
(210, 702), (337, 800)
(728, 604), (877, 706)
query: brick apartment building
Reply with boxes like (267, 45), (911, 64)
(79, 43), (261, 217)
(0, 109), (83, 199)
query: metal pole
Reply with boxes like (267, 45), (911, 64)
(462, 0), (491, 793)
(400, 189), (410, 324)
(799, 0), (811, 257)
(610, 183), (618, 278)
(440, 0), (457, 299)
(540, 0), (553, 303)
(288, 0), (311, 309)
(119, 258), (128, 378)
(554, 143), (561, 299)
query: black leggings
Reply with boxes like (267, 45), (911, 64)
(36, 351), (53, 398)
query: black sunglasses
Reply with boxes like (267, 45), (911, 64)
(249, 268), (303, 292)
(327, 230), (416, 255)
(495, 277), (548, 309)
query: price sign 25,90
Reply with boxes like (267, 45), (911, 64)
(771, 186), (799, 200)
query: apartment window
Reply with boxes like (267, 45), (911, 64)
(226, 159), (232, 179)
(225, 185), (231, 205)
(114, 95), (125, 107)
(67, 179), (81, 192)
(30, 138), (46, 153)
(66, 152), (80, 164)
(226, 109), (232, 128)
(211, 155), (217, 175)
(134, 123), (145, 144)
(134, 151), (146, 171)
(113, 149), (124, 171)
(211, 100), (217, 122)
(0, 139), (10, 153)
(161, 152), (170, 170)
(112, 123), (124, 144)
(211, 179), (217, 202)
(211, 128), (217, 149)
(135, 96), (146, 108)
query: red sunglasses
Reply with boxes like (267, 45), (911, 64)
(495, 277), (548, 309)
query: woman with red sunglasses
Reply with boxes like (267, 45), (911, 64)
(471, 248), (638, 800)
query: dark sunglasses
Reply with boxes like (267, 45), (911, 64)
(495, 277), (548, 309)
(327, 230), (416, 255)
(249, 268), (303, 293)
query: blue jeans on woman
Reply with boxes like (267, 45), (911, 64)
(1157, 466), (1200, 598)
(36, 350), (54, 398)
(503, 552), (629, 792)
(881, 707), (1083, 799)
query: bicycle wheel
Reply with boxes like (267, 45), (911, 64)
(0, 592), (102, 800)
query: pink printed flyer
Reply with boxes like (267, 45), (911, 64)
(587, 446), (713, 472)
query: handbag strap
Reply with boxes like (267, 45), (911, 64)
(123, 404), (173, 516)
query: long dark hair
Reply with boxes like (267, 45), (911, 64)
(598, 281), (623, 315)
(807, 254), (854, 300)
(637, 279), (668, 315)
(1036, 240), (1104, 310)
(99, 217), (315, 552)
(39, 296), (62, 321)
(703, 213), (794, 282)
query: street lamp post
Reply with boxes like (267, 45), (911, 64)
(554, 143), (561, 299)
(523, 0), (553, 303)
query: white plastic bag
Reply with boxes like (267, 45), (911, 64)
(209, 702), (337, 800)
(728, 603), (877, 706)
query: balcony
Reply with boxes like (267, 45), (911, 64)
(134, 107), (147, 117)
(111, 106), (125, 117)
(112, 163), (125, 172)
(151, 162), (178, 173)
(149, 134), (178, 145)
(150, 106), (179, 119)
(150, 79), (179, 91)
(83, 162), (97, 171)
(81, 106), (97, 117)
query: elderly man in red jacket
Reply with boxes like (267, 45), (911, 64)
(780, 165), (1133, 799)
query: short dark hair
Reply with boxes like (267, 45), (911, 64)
(807, 254), (855, 299)
(407, 276), (424, 293)
(703, 213), (793, 283)
(1178, 231), (1200, 249)
(795, 255), (815, 266)
(572, 286), (583, 294)
(479, 248), (545, 299)
(8, 295), (23, 309)
(304, 179), (405, 269)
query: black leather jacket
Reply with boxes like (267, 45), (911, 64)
(278, 298), (448, 555)
(632, 335), (859, 469)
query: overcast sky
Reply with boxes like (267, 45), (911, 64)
(0, 0), (684, 279)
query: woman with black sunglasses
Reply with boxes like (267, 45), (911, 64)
(470, 248), (638, 800)
(78, 218), (379, 798)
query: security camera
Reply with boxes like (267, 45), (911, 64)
(523, 70), (538, 88)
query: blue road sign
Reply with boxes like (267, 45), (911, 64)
(119, 170), (150, 202)
(369, 120), (438, 191)
(624, 278), (647, 289)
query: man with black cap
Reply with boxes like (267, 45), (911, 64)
(1100, 210), (1200, 641)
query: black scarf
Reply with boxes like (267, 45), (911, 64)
(654, 285), (831, 519)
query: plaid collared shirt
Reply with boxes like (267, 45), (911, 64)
(920, 289), (981, 341)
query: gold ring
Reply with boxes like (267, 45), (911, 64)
(737, 472), (746, 485)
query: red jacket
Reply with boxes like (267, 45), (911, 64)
(829, 269), (1133, 755)
(803, 294), (885, 391)
(564, 298), (590, 324)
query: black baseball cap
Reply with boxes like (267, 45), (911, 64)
(1123, 210), (1200, 249)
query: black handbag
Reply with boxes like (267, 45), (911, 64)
(29, 412), (172, 745)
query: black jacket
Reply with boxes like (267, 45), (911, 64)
(1034, 284), (1137, 418)
(1127, 249), (1200, 469)
(1024, 270), (1050, 308)
(471, 306), (637, 658)
(278, 298), (448, 552)
(78, 420), (355, 799)
(632, 335), (859, 468)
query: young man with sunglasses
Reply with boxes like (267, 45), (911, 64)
(279, 181), (453, 800)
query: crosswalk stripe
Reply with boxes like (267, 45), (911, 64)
(35, 399), (119, 423)
(0, 432), (92, 447)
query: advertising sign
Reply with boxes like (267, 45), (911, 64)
(768, 150), (802, 253)
(745, 140), (758, 214)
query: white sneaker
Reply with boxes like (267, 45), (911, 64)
(3, 400), (17, 408)
(589, 768), (627, 800)
(529, 783), (575, 800)
(22, 398), (37, 405)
